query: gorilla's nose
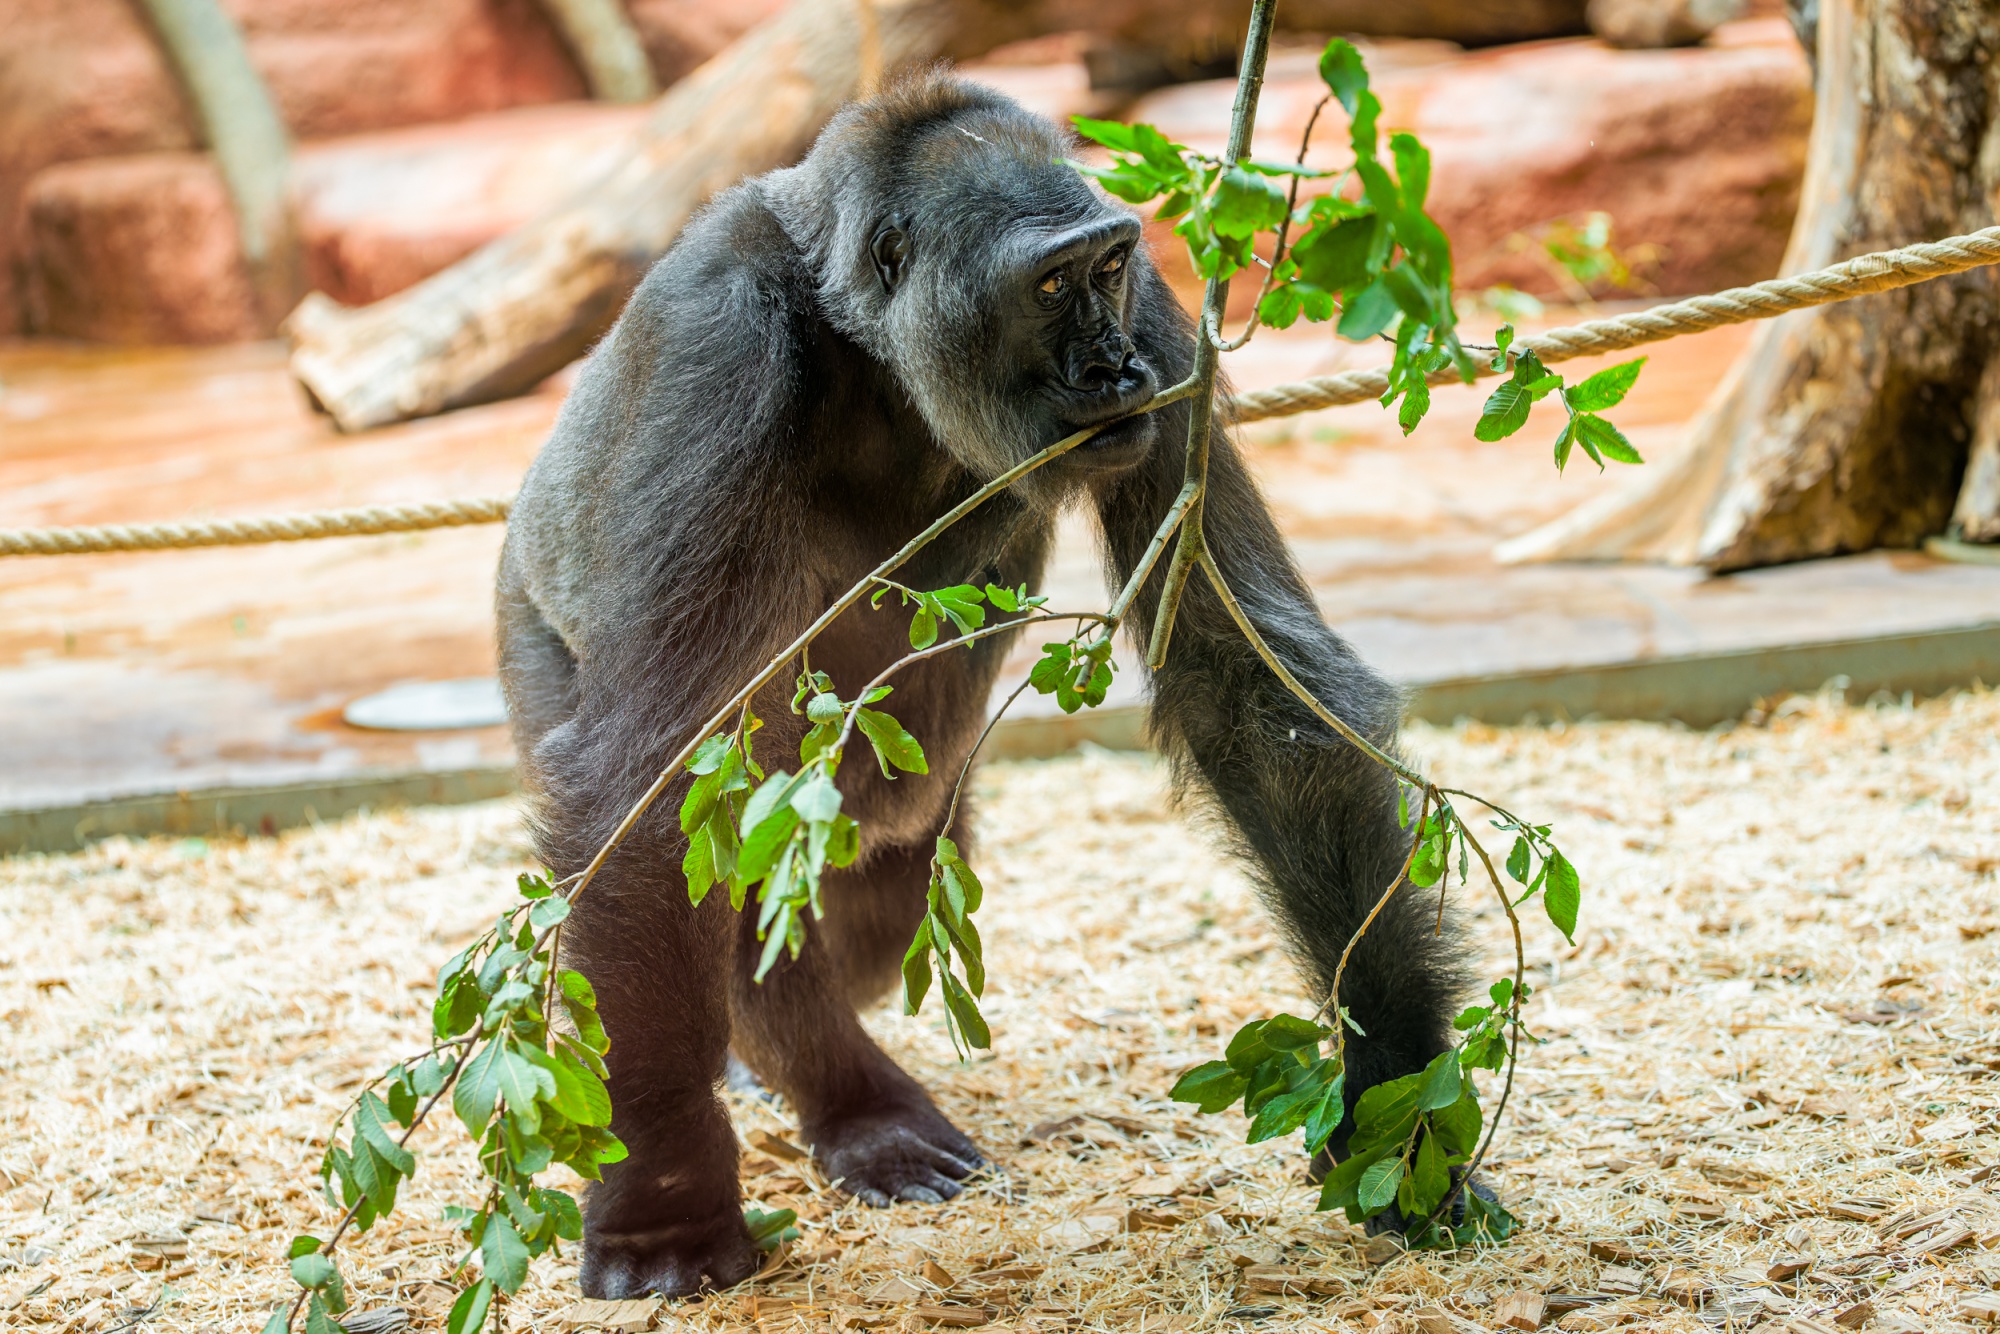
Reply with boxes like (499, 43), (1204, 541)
(1068, 334), (1133, 391)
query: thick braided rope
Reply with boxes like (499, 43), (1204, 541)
(0, 497), (511, 556)
(1228, 225), (2000, 422)
(6, 227), (2000, 556)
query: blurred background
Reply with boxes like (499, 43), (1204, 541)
(3, 0), (1997, 851)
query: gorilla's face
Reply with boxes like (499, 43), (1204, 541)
(771, 80), (1168, 501)
(995, 212), (1161, 473)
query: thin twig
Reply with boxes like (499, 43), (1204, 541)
(1206, 93), (1332, 353)
(1193, 546), (1424, 784)
(558, 378), (1197, 910)
(1320, 785), (1432, 1060)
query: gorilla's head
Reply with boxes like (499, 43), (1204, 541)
(764, 75), (1164, 498)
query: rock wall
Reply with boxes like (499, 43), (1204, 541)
(0, 0), (782, 336)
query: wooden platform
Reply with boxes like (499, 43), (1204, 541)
(4, 314), (1998, 853)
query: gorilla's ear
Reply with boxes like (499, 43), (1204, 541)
(870, 222), (910, 293)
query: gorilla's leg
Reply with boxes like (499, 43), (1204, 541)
(557, 815), (760, 1298)
(727, 839), (982, 1205)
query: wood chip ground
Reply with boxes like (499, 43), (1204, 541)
(2, 689), (1997, 1332)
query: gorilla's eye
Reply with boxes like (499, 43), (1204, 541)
(1098, 249), (1127, 279)
(1038, 271), (1066, 297)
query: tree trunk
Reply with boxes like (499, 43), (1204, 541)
(533, 0), (660, 103)
(133, 0), (302, 335)
(1499, 0), (2000, 572)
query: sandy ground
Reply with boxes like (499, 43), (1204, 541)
(2, 690), (1998, 1334)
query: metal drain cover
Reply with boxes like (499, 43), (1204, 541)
(343, 677), (507, 731)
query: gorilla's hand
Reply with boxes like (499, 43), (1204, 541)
(809, 1100), (984, 1206)
(579, 1207), (760, 1300)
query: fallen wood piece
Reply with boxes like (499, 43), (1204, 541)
(1493, 1291), (1548, 1329)
(558, 1296), (662, 1332)
(287, 0), (968, 433)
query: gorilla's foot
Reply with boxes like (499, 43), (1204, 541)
(580, 1212), (760, 1299)
(808, 1100), (984, 1206)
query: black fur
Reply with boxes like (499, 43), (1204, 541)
(497, 74), (1467, 1300)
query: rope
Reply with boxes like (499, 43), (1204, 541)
(0, 497), (511, 556)
(1228, 225), (2000, 421)
(6, 226), (2000, 558)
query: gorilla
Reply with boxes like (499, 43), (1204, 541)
(498, 74), (1465, 1299)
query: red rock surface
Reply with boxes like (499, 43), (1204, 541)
(0, 0), (778, 335)
(1130, 19), (1810, 304)
(23, 105), (650, 343)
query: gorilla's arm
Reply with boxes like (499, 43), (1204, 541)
(1094, 287), (1468, 1154)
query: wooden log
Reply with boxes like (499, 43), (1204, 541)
(132, 0), (302, 334)
(1586, 0), (1743, 49)
(1501, 0), (2000, 572)
(533, 0), (660, 103)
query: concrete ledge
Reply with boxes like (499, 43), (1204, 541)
(6, 620), (1993, 857)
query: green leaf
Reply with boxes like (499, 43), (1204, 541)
(517, 872), (553, 900)
(1544, 850), (1580, 943)
(1302, 1072), (1348, 1153)
(291, 1253), (338, 1291)
(1416, 1050), (1462, 1111)
(1262, 1013), (1333, 1051)
(939, 969), (991, 1049)
(1336, 278), (1398, 341)
(560, 970), (608, 1054)
(1211, 166), (1288, 239)
(1429, 1085), (1483, 1158)
(1028, 643), (1072, 695)
(1564, 356), (1645, 411)
(446, 1278), (494, 1334)
(529, 896), (570, 930)
(481, 1214), (530, 1293)
(1070, 115), (1140, 153)
(856, 708), (927, 777)
(687, 734), (733, 775)
(1318, 37), (1369, 114)
(790, 772), (844, 824)
(548, 1049), (613, 1127)
(1257, 283), (1302, 330)
(289, 1235), (324, 1260)
(745, 1206), (801, 1251)
(1474, 380), (1533, 442)
(306, 1297), (347, 1334)
(453, 1040), (505, 1136)
(908, 605), (938, 650)
(901, 917), (934, 1014)
(1491, 323), (1515, 371)
(1246, 1076), (1328, 1144)
(261, 1309), (291, 1334)
(985, 583), (1019, 612)
(931, 584), (987, 635)
(355, 1092), (416, 1176)
(1359, 1157), (1406, 1214)
(1290, 215), (1377, 295)
(1553, 416), (1580, 473)
(1389, 133), (1430, 212)
(539, 1187), (584, 1241)
(1505, 836), (1531, 884)
(1410, 1127), (1450, 1217)
(1573, 412), (1644, 466)
(1169, 1060), (1251, 1114)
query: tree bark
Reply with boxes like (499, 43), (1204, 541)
(533, 0), (660, 103)
(132, 0), (302, 334)
(1499, 0), (2000, 572)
